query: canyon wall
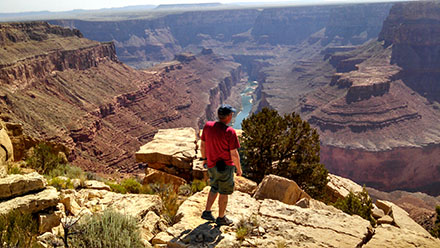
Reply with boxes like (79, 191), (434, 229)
(300, 1), (440, 195)
(0, 22), (242, 175)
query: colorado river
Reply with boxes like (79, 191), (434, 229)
(233, 80), (258, 130)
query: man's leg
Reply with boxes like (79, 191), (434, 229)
(218, 194), (228, 218)
(205, 191), (218, 211)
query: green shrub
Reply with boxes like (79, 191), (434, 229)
(191, 179), (207, 194)
(7, 165), (23, 175)
(0, 210), (39, 247)
(106, 182), (127, 194)
(430, 205), (440, 238)
(68, 209), (144, 248)
(178, 184), (192, 196)
(49, 164), (85, 180)
(49, 177), (74, 190)
(26, 143), (66, 175)
(235, 215), (260, 241)
(155, 184), (181, 225)
(334, 187), (376, 226)
(120, 178), (142, 194)
(241, 107), (328, 199)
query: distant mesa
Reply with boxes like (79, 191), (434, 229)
(155, 3), (223, 10)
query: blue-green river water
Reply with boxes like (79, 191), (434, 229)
(233, 81), (257, 130)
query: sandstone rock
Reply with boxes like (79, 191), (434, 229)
(377, 215), (394, 225)
(136, 128), (197, 170)
(387, 200), (431, 236)
(152, 231), (174, 245)
(0, 186), (59, 215)
(0, 172), (46, 200)
(83, 180), (111, 191)
(0, 126), (14, 164)
(143, 168), (187, 190)
(295, 198), (310, 208)
(325, 173), (363, 202)
(372, 206), (385, 219)
(376, 199), (392, 215)
(74, 189), (162, 219)
(141, 211), (161, 242)
(38, 211), (62, 234)
(364, 224), (440, 248)
(253, 174), (310, 205)
(60, 194), (82, 216)
(36, 232), (64, 248)
(234, 176), (258, 195)
(71, 178), (81, 189)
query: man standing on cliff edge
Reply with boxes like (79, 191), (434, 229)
(200, 104), (242, 226)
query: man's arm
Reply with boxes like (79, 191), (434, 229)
(201, 140), (206, 159)
(230, 149), (242, 176)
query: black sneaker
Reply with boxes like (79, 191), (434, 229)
(216, 216), (233, 226)
(201, 210), (215, 222)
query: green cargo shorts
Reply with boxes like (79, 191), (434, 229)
(208, 164), (235, 195)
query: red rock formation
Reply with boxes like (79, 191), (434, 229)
(0, 22), (242, 175)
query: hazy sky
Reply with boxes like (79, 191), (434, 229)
(0, 0), (373, 13)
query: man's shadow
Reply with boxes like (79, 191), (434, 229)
(170, 222), (224, 247)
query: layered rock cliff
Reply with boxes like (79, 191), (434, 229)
(298, 2), (440, 194)
(0, 22), (242, 175)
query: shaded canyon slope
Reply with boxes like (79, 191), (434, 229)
(0, 22), (241, 175)
(300, 1), (440, 195)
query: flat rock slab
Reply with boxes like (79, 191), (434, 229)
(136, 128), (197, 169)
(0, 186), (59, 215)
(159, 186), (373, 248)
(72, 189), (163, 219)
(0, 172), (46, 200)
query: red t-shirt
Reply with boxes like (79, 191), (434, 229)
(201, 121), (240, 169)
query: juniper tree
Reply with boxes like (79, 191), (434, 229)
(241, 107), (328, 198)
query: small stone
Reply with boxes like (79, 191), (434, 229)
(377, 215), (394, 225)
(83, 180), (111, 191)
(258, 226), (266, 234)
(375, 200), (392, 215)
(295, 198), (310, 208)
(372, 207), (385, 219)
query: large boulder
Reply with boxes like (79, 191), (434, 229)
(0, 186), (59, 214)
(143, 168), (187, 190)
(253, 174), (310, 205)
(135, 128), (197, 170)
(0, 172), (46, 200)
(234, 176), (258, 195)
(325, 173), (364, 202)
(0, 125), (13, 177)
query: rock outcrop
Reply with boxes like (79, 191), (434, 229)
(0, 185), (59, 215)
(0, 172), (46, 199)
(153, 186), (440, 247)
(0, 122), (13, 177)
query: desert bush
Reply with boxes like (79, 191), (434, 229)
(49, 164), (85, 181)
(26, 143), (66, 175)
(106, 182), (127, 194)
(154, 184), (181, 225)
(430, 206), (440, 238)
(241, 107), (328, 199)
(334, 187), (376, 226)
(7, 165), (23, 175)
(0, 210), (39, 247)
(120, 178), (142, 194)
(235, 215), (260, 241)
(49, 177), (74, 190)
(191, 179), (207, 194)
(178, 184), (192, 196)
(68, 210), (143, 248)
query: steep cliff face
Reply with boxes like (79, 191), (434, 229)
(0, 22), (242, 174)
(298, 2), (440, 194)
(379, 1), (440, 102)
